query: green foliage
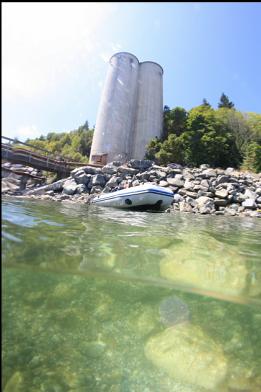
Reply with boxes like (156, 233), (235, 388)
(218, 93), (235, 109)
(163, 106), (187, 137)
(244, 112), (261, 143)
(25, 123), (93, 162)
(146, 100), (260, 171)
(145, 138), (162, 160)
(202, 98), (211, 108)
(242, 142), (261, 173)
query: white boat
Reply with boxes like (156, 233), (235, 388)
(91, 184), (174, 211)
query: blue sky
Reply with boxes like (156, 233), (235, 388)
(3, 2), (261, 140)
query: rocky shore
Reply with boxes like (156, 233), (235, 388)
(2, 160), (261, 217)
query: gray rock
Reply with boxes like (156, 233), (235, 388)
(90, 186), (103, 194)
(63, 179), (78, 195)
(90, 174), (106, 187)
(200, 179), (209, 188)
(74, 172), (91, 185)
(128, 159), (152, 171)
(200, 168), (217, 178)
(242, 199), (257, 209)
(225, 167), (235, 174)
(155, 170), (167, 179)
(159, 180), (169, 187)
(199, 164), (210, 169)
(185, 191), (198, 199)
(136, 172), (150, 181)
(216, 175), (232, 185)
(167, 178), (184, 187)
(197, 191), (215, 198)
(215, 189), (229, 199)
(76, 184), (87, 194)
(178, 188), (187, 196)
(25, 178), (66, 195)
(106, 175), (121, 188)
(225, 208), (237, 216)
(186, 196), (196, 207)
(179, 201), (193, 212)
(82, 166), (101, 175)
(101, 164), (118, 175)
(215, 211), (225, 215)
(214, 198), (228, 207)
(117, 166), (138, 175)
(184, 180), (194, 190)
(244, 189), (256, 199)
(230, 203), (239, 211)
(196, 196), (215, 214)
(132, 179), (141, 187)
(152, 165), (170, 173)
(173, 193), (183, 203)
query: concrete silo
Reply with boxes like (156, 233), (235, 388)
(131, 61), (163, 160)
(90, 52), (139, 165)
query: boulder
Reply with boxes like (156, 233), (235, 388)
(90, 174), (106, 187)
(106, 176), (121, 188)
(179, 201), (193, 213)
(200, 168), (217, 178)
(145, 324), (227, 390)
(159, 180), (169, 187)
(214, 198), (228, 207)
(82, 166), (101, 175)
(127, 159), (152, 171)
(160, 233), (248, 296)
(76, 184), (87, 194)
(184, 180), (194, 190)
(196, 196), (215, 214)
(242, 199), (257, 209)
(216, 175), (233, 185)
(74, 172), (90, 185)
(117, 166), (138, 175)
(167, 178), (184, 187)
(101, 164), (118, 175)
(215, 189), (229, 199)
(63, 179), (78, 195)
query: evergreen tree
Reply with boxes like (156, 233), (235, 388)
(218, 93), (235, 109)
(202, 98), (211, 108)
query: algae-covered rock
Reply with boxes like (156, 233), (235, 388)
(145, 324), (227, 390)
(160, 234), (248, 296)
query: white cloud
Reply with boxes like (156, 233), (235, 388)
(2, 3), (117, 100)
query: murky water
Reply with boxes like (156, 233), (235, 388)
(2, 197), (261, 391)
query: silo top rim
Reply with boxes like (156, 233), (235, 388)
(110, 52), (139, 63)
(140, 61), (164, 74)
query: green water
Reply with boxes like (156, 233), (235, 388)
(2, 197), (261, 391)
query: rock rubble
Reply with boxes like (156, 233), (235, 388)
(2, 160), (261, 217)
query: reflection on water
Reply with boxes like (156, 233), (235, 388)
(2, 197), (261, 391)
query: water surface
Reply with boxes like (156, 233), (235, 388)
(2, 197), (261, 391)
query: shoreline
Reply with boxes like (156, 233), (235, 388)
(2, 160), (261, 218)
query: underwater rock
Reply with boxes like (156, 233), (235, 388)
(4, 371), (23, 392)
(159, 295), (190, 327)
(145, 324), (227, 390)
(136, 308), (157, 336)
(160, 233), (248, 296)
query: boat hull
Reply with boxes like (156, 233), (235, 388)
(91, 185), (173, 211)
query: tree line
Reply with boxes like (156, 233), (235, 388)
(24, 121), (94, 163)
(23, 93), (260, 172)
(146, 94), (261, 173)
